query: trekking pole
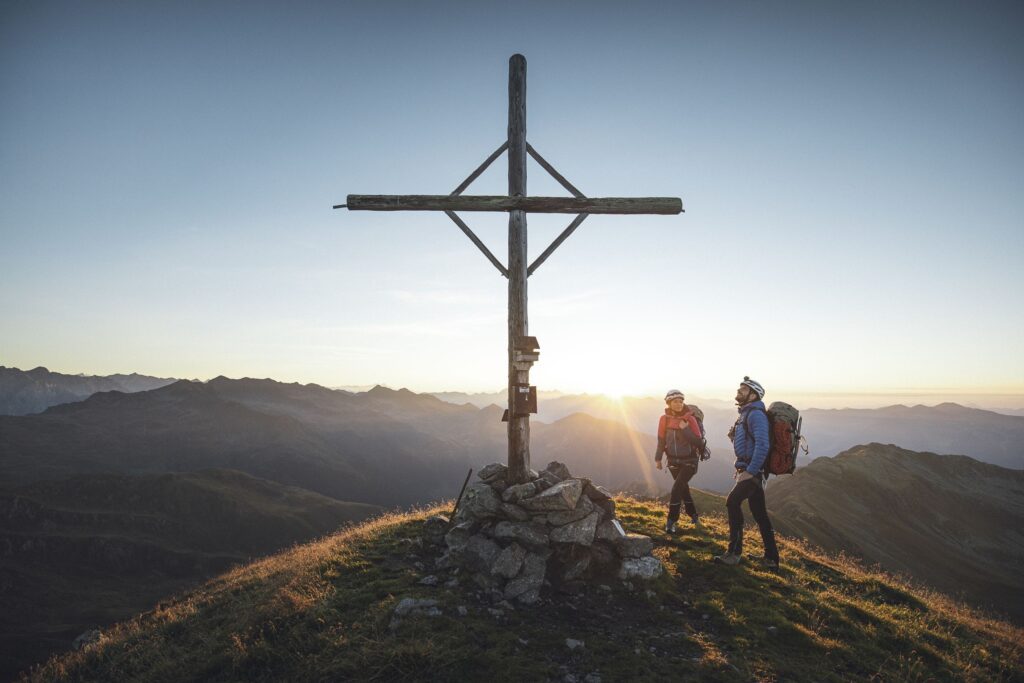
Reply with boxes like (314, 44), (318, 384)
(448, 468), (474, 526)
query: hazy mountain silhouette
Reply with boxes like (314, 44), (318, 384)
(436, 391), (1024, 471)
(0, 379), (489, 507)
(0, 366), (175, 416)
(0, 468), (379, 678)
(768, 443), (1024, 621)
(800, 404), (1024, 469)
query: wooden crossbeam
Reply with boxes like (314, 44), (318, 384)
(528, 213), (588, 276)
(445, 211), (509, 277)
(344, 195), (683, 215)
(526, 144), (584, 199)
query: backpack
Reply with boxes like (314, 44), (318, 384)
(741, 401), (806, 475)
(687, 405), (711, 462)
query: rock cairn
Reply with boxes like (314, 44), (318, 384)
(424, 461), (663, 605)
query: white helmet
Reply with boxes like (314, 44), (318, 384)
(664, 389), (685, 403)
(741, 376), (765, 400)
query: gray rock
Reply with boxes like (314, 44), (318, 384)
(423, 515), (450, 544)
(491, 480), (509, 493)
(478, 462), (508, 483)
(445, 520), (476, 555)
(589, 542), (616, 567)
(517, 588), (541, 605)
(504, 552), (547, 600)
(527, 468), (540, 481)
(546, 494), (596, 526)
(418, 575), (440, 586)
(539, 470), (562, 489)
(501, 481), (537, 504)
(566, 638), (585, 651)
(464, 534), (502, 573)
(73, 629), (102, 650)
(519, 479), (582, 512)
(545, 461), (572, 481)
(461, 481), (503, 519)
(550, 510), (601, 546)
(595, 519), (626, 542)
(491, 543), (528, 579)
(471, 571), (502, 591)
(534, 476), (553, 492)
(562, 551), (591, 581)
(584, 483), (617, 517)
(618, 556), (664, 581)
(493, 521), (550, 547)
(393, 598), (440, 616)
(584, 674), (602, 683)
(456, 605), (468, 616)
(500, 502), (531, 521)
(614, 533), (654, 558)
(584, 482), (612, 503)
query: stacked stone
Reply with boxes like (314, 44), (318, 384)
(427, 461), (663, 605)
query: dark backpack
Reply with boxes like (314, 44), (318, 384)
(741, 401), (805, 475)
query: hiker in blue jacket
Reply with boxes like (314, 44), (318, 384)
(714, 376), (780, 568)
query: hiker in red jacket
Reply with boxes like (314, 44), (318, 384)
(655, 389), (706, 533)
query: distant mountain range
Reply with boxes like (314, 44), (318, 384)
(0, 468), (379, 678)
(3, 368), (1020, 470)
(436, 391), (1024, 471)
(3, 369), (1023, 673)
(0, 366), (175, 415)
(768, 444), (1024, 621)
(800, 404), (1024, 469)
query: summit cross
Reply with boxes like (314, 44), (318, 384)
(335, 54), (684, 484)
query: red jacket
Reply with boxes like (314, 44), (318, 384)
(656, 408), (703, 463)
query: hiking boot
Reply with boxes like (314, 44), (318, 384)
(760, 556), (780, 570)
(713, 552), (742, 566)
(665, 504), (681, 534)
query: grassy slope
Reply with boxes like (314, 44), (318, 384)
(22, 493), (1022, 683)
(1, 470), (381, 679)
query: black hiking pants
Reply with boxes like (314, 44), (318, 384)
(726, 476), (779, 562)
(668, 462), (698, 521)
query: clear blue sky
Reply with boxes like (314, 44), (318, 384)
(2, 1), (1022, 403)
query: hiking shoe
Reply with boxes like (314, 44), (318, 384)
(665, 520), (678, 534)
(760, 557), (780, 570)
(713, 552), (742, 566)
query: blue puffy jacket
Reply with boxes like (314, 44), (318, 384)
(733, 400), (770, 475)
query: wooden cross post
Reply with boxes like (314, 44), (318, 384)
(335, 54), (683, 484)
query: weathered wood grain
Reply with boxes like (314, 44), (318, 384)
(507, 54), (531, 484)
(346, 194), (682, 214)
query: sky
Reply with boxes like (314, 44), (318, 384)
(1, 1), (1022, 407)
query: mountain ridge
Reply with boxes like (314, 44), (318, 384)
(20, 498), (1022, 682)
(767, 443), (1024, 622)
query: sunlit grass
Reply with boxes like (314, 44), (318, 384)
(23, 498), (1023, 683)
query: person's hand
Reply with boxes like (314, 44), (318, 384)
(656, 460), (663, 470)
(737, 471), (753, 483)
